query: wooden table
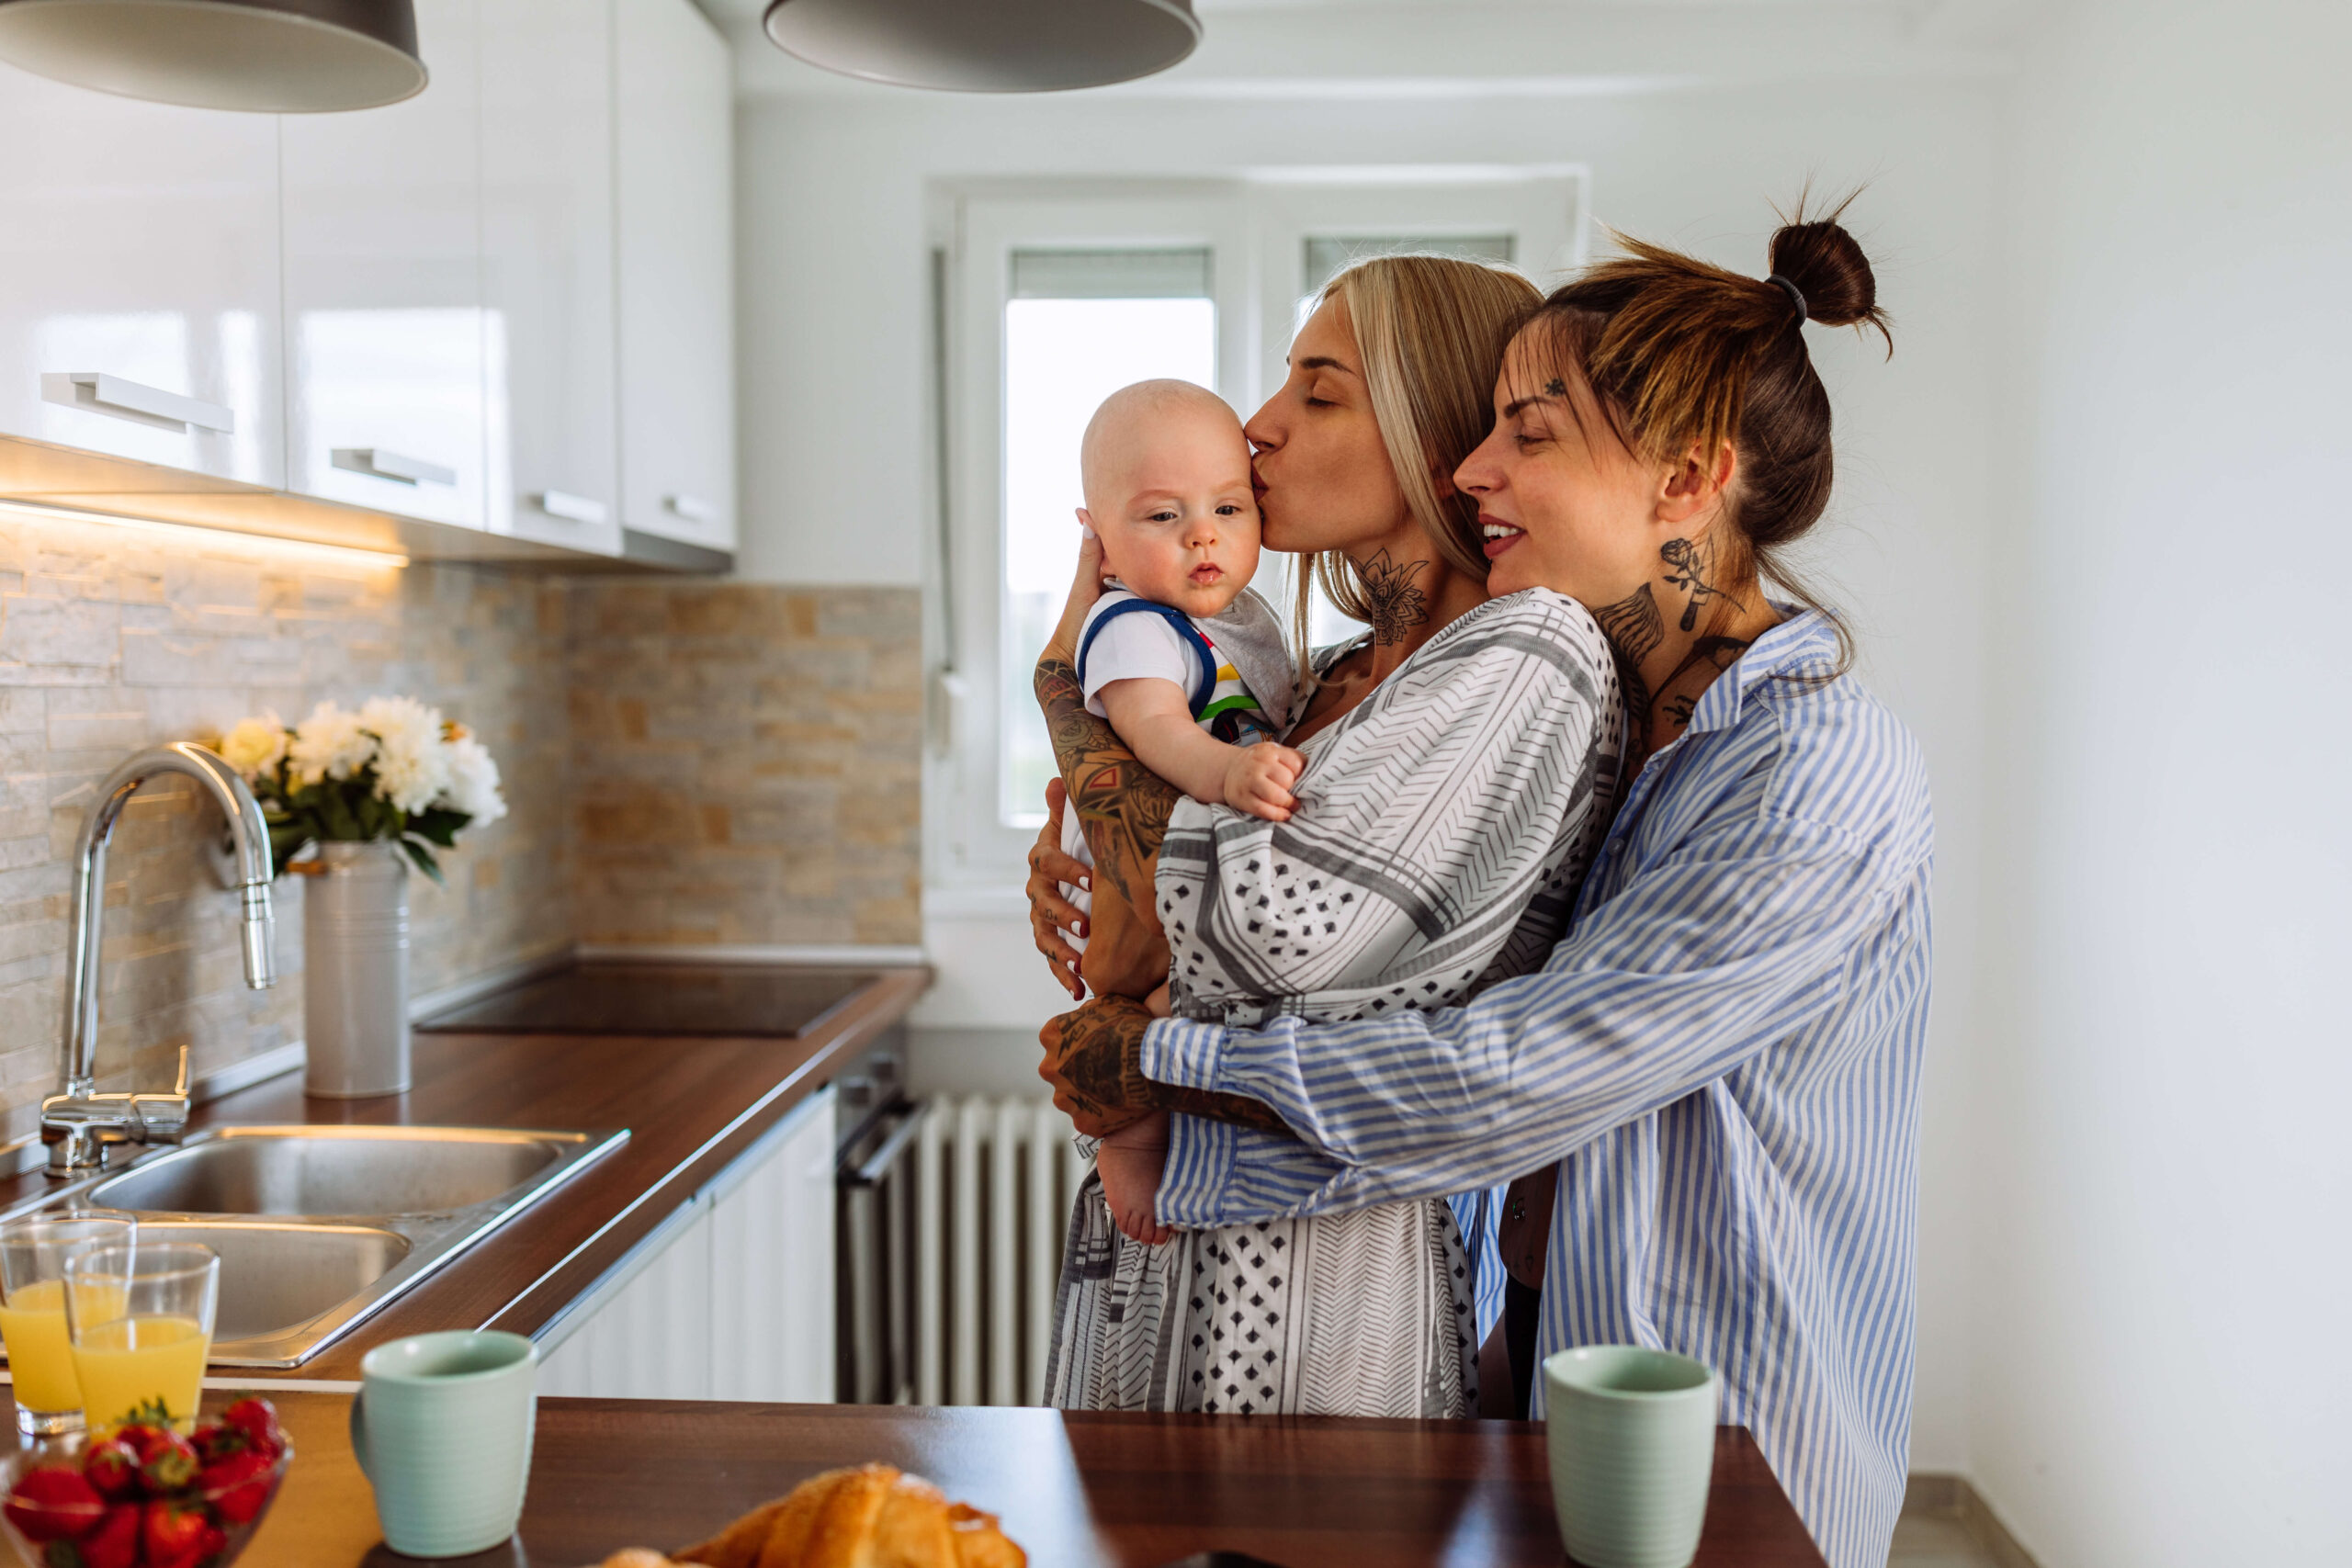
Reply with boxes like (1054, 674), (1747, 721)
(224, 1392), (1827, 1568)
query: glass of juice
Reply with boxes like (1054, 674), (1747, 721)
(63, 1241), (219, 1434)
(0, 1211), (135, 1437)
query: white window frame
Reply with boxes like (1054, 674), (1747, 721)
(925, 172), (1587, 897)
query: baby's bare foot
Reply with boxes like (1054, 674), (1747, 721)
(1097, 1111), (1172, 1246)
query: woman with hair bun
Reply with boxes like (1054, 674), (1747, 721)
(1034, 198), (1933, 1568)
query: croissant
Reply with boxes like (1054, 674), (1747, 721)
(601, 1463), (1025, 1568)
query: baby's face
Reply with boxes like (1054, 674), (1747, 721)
(1087, 408), (1261, 618)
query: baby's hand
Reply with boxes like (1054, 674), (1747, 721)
(1225, 742), (1306, 822)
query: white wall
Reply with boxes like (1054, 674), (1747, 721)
(1969, 0), (2352, 1561)
(735, 68), (2002, 1470)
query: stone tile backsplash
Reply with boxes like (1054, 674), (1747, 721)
(0, 508), (921, 1141)
(566, 582), (922, 949)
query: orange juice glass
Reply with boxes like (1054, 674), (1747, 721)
(0, 1211), (134, 1436)
(64, 1241), (218, 1433)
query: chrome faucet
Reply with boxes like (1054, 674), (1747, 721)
(41, 742), (276, 1176)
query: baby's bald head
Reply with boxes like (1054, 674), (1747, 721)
(1080, 380), (1245, 518)
(1074, 379), (1261, 617)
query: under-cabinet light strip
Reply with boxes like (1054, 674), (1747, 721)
(0, 498), (410, 570)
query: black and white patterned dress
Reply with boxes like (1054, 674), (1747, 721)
(1046, 588), (1623, 1416)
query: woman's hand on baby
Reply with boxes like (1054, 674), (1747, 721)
(1027, 779), (1091, 1000)
(1044, 513), (1111, 665)
(1226, 742), (1307, 822)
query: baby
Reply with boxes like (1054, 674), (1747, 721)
(1059, 379), (1304, 1244)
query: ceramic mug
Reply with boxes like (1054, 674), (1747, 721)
(350, 1330), (537, 1557)
(1542, 1345), (1720, 1568)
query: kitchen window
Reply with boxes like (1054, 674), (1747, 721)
(929, 176), (1584, 894)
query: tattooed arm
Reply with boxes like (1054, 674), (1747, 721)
(1039, 994), (1293, 1140)
(1035, 652), (1176, 1001)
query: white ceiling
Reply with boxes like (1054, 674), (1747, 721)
(708, 0), (2038, 100)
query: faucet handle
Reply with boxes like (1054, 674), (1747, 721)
(129, 1045), (192, 1144)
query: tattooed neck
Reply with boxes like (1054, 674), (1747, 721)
(1659, 535), (1745, 633)
(1592, 582), (1665, 730)
(1593, 578), (1761, 759)
(1354, 548), (1433, 646)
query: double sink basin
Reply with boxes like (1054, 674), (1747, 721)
(3, 1125), (628, 1368)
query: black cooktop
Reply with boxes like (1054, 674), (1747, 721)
(418, 962), (878, 1037)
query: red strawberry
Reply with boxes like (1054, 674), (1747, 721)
(197, 1448), (277, 1526)
(141, 1497), (215, 1568)
(112, 1423), (170, 1463)
(81, 1438), (144, 1502)
(220, 1397), (282, 1457)
(139, 1429), (201, 1494)
(2, 1465), (102, 1542)
(190, 1421), (245, 1465)
(73, 1502), (142, 1568)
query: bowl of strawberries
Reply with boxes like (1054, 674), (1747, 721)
(0, 1398), (291, 1568)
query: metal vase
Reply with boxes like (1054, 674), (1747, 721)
(302, 840), (411, 1098)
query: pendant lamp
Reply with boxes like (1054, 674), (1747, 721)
(0, 0), (426, 112)
(764, 0), (1199, 93)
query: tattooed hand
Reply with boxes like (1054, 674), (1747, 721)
(1039, 995), (1295, 1140)
(1039, 994), (1160, 1136)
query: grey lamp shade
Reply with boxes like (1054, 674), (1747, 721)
(0, 0), (426, 112)
(764, 0), (1199, 93)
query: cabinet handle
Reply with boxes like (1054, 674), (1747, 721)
(41, 372), (233, 434)
(534, 490), (608, 525)
(333, 448), (458, 487)
(663, 493), (716, 525)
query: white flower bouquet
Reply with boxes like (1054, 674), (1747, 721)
(218, 696), (507, 882)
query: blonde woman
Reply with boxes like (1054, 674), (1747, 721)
(1031, 256), (1623, 1416)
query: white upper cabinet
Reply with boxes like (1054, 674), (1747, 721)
(0, 65), (284, 487)
(481, 0), (621, 557)
(0, 0), (732, 568)
(281, 0), (487, 530)
(615, 0), (735, 555)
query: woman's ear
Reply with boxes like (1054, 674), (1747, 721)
(1654, 440), (1737, 535)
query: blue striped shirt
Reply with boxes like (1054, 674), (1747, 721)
(1144, 610), (1933, 1568)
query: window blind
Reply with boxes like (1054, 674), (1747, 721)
(1010, 247), (1214, 300)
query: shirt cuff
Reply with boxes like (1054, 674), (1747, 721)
(1155, 1112), (1239, 1228)
(1140, 1015), (1227, 1093)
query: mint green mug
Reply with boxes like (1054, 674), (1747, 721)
(350, 1330), (537, 1558)
(1542, 1345), (1720, 1568)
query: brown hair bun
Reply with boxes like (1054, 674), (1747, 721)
(1766, 201), (1891, 343)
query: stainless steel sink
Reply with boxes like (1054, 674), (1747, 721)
(136, 1219), (411, 1354)
(4, 1125), (627, 1368)
(89, 1127), (567, 1216)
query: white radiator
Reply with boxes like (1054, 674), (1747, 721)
(911, 1096), (1088, 1406)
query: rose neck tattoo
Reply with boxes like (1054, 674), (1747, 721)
(1355, 548), (1433, 646)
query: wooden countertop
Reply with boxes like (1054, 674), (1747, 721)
(0, 967), (929, 1382)
(220, 1392), (1828, 1568)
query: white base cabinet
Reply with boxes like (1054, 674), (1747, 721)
(539, 1085), (835, 1402)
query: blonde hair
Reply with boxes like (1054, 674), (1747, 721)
(1293, 254), (1544, 671)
